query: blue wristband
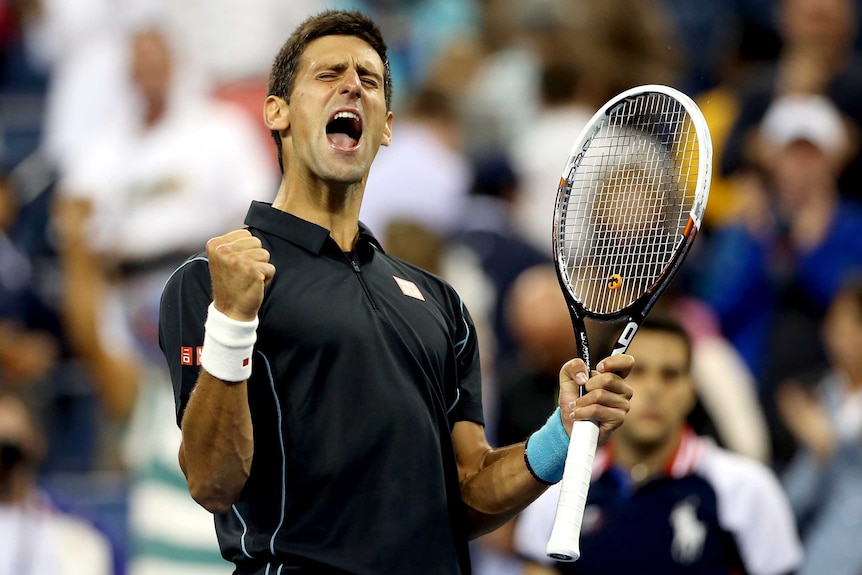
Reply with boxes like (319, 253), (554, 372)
(525, 407), (570, 484)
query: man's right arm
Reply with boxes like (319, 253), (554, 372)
(162, 230), (275, 514)
(179, 370), (254, 514)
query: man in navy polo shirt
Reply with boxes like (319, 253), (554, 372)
(159, 10), (633, 575)
(514, 314), (803, 575)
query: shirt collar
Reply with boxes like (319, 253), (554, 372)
(243, 201), (384, 256)
(593, 426), (705, 481)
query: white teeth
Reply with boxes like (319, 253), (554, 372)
(333, 111), (360, 122)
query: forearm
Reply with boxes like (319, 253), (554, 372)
(180, 370), (254, 513)
(456, 357), (632, 539)
(461, 442), (548, 538)
(454, 420), (552, 538)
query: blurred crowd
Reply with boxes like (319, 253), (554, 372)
(1, 0), (861, 574)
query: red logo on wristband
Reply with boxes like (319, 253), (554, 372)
(242, 358), (250, 367)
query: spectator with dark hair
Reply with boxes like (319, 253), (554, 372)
(514, 314), (803, 575)
(452, 155), (549, 380)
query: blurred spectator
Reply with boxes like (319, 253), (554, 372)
(440, 0), (682, 249)
(513, 314), (803, 575)
(58, 27), (275, 277)
(20, 0), (145, 172)
(493, 266), (766, 459)
(669, 297), (772, 463)
(0, 0), (50, 169)
(692, 2), (782, 229)
(53, 26), (274, 574)
(662, 0), (780, 96)
(777, 278), (862, 575)
(700, 95), (862, 376)
(0, 388), (113, 575)
(427, 0), (542, 157)
(495, 265), (576, 448)
(14, 0), (323, 176)
(162, 0), (323, 87)
(451, 154), (549, 376)
(698, 93), (862, 462)
(360, 86), (472, 238)
(470, 264), (577, 575)
(162, 0), (324, 169)
(0, 171), (101, 474)
(0, 171), (60, 391)
(720, 0), (862, 201)
(507, 58), (593, 253)
(331, 0), (479, 106)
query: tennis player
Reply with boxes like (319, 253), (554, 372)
(158, 10), (632, 574)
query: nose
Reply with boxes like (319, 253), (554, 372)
(339, 70), (362, 99)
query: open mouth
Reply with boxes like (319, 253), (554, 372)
(326, 110), (363, 150)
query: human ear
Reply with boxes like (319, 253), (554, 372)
(380, 111), (394, 147)
(264, 96), (289, 131)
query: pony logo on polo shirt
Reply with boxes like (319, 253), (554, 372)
(670, 497), (706, 564)
(393, 276), (425, 301)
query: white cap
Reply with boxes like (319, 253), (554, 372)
(760, 94), (848, 157)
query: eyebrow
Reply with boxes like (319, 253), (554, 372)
(318, 61), (383, 82)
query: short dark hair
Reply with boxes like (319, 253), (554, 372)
(267, 10), (393, 173)
(639, 312), (693, 371)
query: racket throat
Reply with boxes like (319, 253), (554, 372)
(612, 321), (639, 356)
(572, 323), (591, 400)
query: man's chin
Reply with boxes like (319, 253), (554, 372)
(320, 157), (369, 183)
(622, 425), (673, 451)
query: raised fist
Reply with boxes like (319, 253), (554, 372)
(206, 230), (275, 321)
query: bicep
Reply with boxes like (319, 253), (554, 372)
(452, 420), (493, 483)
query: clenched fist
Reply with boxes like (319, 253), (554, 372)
(206, 230), (276, 321)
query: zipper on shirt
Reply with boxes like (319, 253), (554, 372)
(344, 251), (379, 310)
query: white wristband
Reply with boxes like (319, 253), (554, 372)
(200, 303), (258, 383)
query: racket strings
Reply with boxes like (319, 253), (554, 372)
(559, 93), (699, 315)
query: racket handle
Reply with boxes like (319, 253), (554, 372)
(545, 419), (599, 561)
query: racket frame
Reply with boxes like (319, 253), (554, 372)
(546, 84), (712, 561)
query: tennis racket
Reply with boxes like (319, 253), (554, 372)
(545, 84), (712, 561)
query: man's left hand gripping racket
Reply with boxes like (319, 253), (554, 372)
(545, 84), (712, 561)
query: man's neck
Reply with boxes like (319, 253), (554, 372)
(611, 428), (683, 485)
(271, 178), (364, 251)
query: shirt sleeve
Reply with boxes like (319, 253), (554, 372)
(158, 255), (212, 427)
(449, 293), (484, 427)
(702, 445), (804, 575)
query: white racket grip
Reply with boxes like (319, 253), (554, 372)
(545, 419), (600, 561)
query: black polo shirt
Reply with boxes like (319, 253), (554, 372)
(159, 201), (484, 574)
